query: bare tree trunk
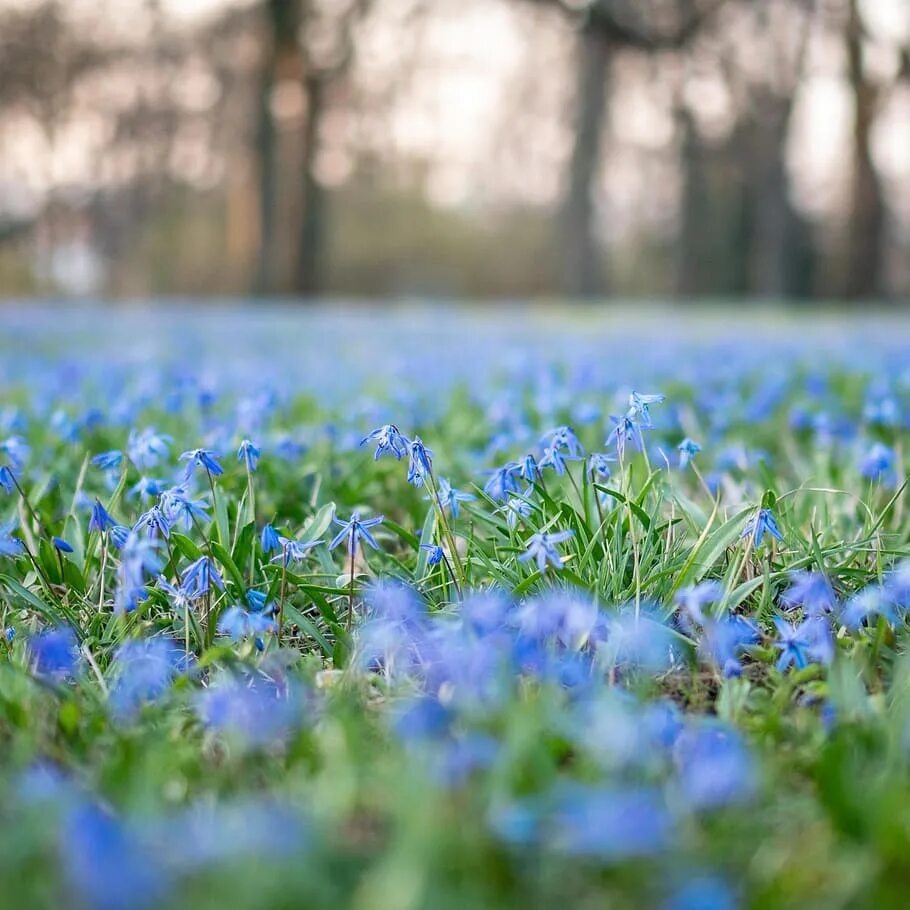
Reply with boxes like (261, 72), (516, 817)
(844, 0), (885, 299)
(296, 75), (326, 296)
(561, 26), (611, 298)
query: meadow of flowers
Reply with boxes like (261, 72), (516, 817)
(1, 305), (910, 910)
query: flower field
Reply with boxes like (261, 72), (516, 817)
(1, 305), (909, 910)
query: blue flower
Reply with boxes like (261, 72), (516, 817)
(518, 530), (573, 572)
(406, 436), (434, 487)
(274, 536), (324, 566)
(361, 424), (409, 460)
(127, 427), (171, 470)
(772, 615), (832, 671)
(134, 505), (172, 540)
(540, 425), (584, 457)
(330, 510), (384, 557)
(606, 415), (638, 458)
(518, 453), (541, 483)
(160, 486), (209, 531)
(91, 450), (124, 471)
(420, 544), (445, 566)
(538, 445), (580, 476)
(741, 508), (784, 547)
(483, 461), (522, 502)
(182, 556), (225, 597)
(109, 637), (189, 719)
(29, 627), (80, 679)
(52, 536), (74, 554)
(587, 452), (616, 479)
(0, 521), (24, 558)
(237, 439), (261, 471)
(627, 391), (666, 428)
(780, 570), (836, 616)
(89, 499), (117, 534)
(0, 464), (14, 495)
(675, 580), (723, 627)
(677, 438), (701, 469)
(217, 605), (277, 647)
(859, 442), (896, 484)
(674, 723), (756, 809)
(427, 477), (475, 518)
(180, 448), (224, 481)
(260, 523), (281, 555)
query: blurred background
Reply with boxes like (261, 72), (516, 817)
(0, 0), (907, 302)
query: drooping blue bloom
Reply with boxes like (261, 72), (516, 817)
(274, 536), (324, 566)
(772, 615), (832, 671)
(361, 424), (410, 461)
(538, 445), (580, 476)
(130, 476), (168, 502)
(675, 580), (724, 627)
(134, 505), (172, 540)
(89, 498), (116, 534)
(236, 438), (261, 471)
(217, 605), (277, 647)
(518, 530), (573, 572)
(741, 507), (784, 547)
(406, 436), (434, 487)
(91, 450), (124, 471)
(518, 453), (541, 484)
(109, 525), (131, 550)
(182, 555), (225, 597)
(109, 637), (189, 719)
(180, 448), (224, 481)
(674, 723), (757, 809)
(501, 496), (533, 529)
(483, 461), (522, 501)
(0, 521), (24, 558)
(127, 427), (171, 470)
(859, 442), (897, 484)
(246, 590), (272, 612)
(540, 425), (584, 457)
(0, 435), (30, 471)
(61, 802), (169, 910)
(587, 452), (616, 480)
(780, 570), (836, 616)
(29, 627), (80, 679)
(677, 437), (702, 469)
(627, 391), (666, 428)
(699, 617), (759, 678)
(330, 510), (384, 557)
(420, 544), (445, 567)
(428, 477), (475, 518)
(0, 464), (14, 495)
(52, 536), (74, 553)
(260, 523), (281, 555)
(160, 486), (209, 531)
(606, 414), (638, 458)
(840, 583), (900, 629)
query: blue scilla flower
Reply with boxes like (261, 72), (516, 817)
(180, 448), (224, 482)
(127, 427), (171, 470)
(0, 464), (14, 495)
(218, 605), (277, 647)
(361, 424), (410, 460)
(483, 461), (522, 502)
(89, 498), (117, 534)
(538, 445), (580, 476)
(677, 438), (701, 469)
(420, 544), (445, 567)
(29, 627), (80, 680)
(0, 521), (24, 558)
(675, 580), (723, 627)
(0, 435), (30, 471)
(518, 453), (541, 484)
(859, 442), (896, 484)
(427, 477), (475, 518)
(91, 450), (124, 471)
(130, 476), (168, 503)
(182, 556), (225, 598)
(518, 530), (573, 572)
(135, 505), (172, 540)
(246, 590), (273, 612)
(772, 615), (832, 671)
(664, 876), (737, 910)
(606, 414), (638, 458)
(699, 617), (759, 678)
(501, 496), (533, 529)
(237, 439), (261, 471)
(406, 436), (434, 487)
(780, 570), (836, 616)
(260, 523), (281, 555)
(52, 536), (74, 554)
(587, 452), (616, 480)
(330, 511), (384, 557)
(540, 425), (584, 457)
(627, 391), (666, 428)
(674, 723), (756, 810)
(840, 583), (900, 629)
(109, 525), (131, 550)
(109, 637), (189, 720)
(160, 486), (209, 531)
(274, 536), (324, 566)
(741, 508), (784, 548)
